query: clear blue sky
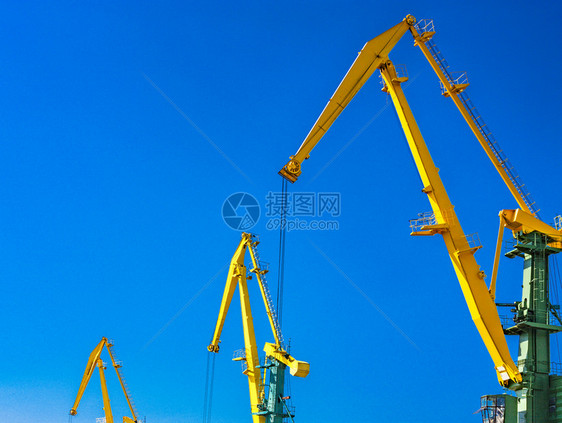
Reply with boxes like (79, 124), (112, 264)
(1, 1), (561, 423)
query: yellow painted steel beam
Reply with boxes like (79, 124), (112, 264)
(408, 25), (534, 215)
(380, 60), (521, 386)
(70, 338), (106, 416)
(106, 341), (138, 423)
(279, 15), (416, 182)
(97, 359), (114, 423)
(208, 233), (252, 352)
(500, 209), (562, 243)
(263, 343), (309, 378)
(489, 215), (506, 300)
(238, 271), (264, 423)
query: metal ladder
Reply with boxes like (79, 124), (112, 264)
(414, 20), (539, 216)
(107, 341), (139, 419)
(249, 235), (285, 348)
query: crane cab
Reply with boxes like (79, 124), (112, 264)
(480, 395), (516, 423)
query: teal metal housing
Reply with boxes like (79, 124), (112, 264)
(482, 231), (562, 423)
(481, 394), (517, 423)
(256, 358), (294, 423)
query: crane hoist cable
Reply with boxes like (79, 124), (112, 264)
(202, 351), (216, 423)
(276, 176), (288, 331)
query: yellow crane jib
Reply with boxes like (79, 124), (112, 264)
(208, 232), (309, 423)
(500, 209), (562, 243)
(489, 209), (562, 300)
(70, 337), (140, 423)
(279, 15), (416, 183)
(263, 342), (310, 378)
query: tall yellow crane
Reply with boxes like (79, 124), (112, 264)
(279, 15), (562, 423)
(70, 337), (140, 423)
(279, 14), (521, 387)
(208, 232), (309, 423)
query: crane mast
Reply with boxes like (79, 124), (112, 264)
(279, 15), (562, 423)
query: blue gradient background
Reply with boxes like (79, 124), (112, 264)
(0, 1), (561, 422)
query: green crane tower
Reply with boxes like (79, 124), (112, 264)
(255, 359), (295, 423)
(481, 231), (562, 423)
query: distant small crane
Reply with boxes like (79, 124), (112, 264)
(69, 337), (140, 423)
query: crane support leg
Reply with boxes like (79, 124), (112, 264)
(238, 269), (265, 423)
(379, 59), (521, 386)
(97, 359), (114, 423)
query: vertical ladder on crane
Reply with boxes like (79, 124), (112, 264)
(106, 340), (139, 420)
(248, 235), (285, 349)
(413, 19), (539, 216)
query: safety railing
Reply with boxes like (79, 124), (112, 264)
(555, 215), (562, 230)
(551, 362), (562, 375)
(379, 64), (409, 90)
(439, 71), (468, 95)
(465, 232), (482, 250)
(409, 211), (436, 233)
(517, 359), (561, 374)
(414, 19), (434, 35)
(499, 314), (514, 328)
(232, 348), (246, 360)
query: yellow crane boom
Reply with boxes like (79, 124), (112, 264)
(279, 15), (415, 182)
(70, 337), (139, 423)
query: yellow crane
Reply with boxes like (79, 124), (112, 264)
(279, 14), (521, 387)
(278, 14), (562, 422)
(208, 232), (309, 423)
(70, 337), (140, 423)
